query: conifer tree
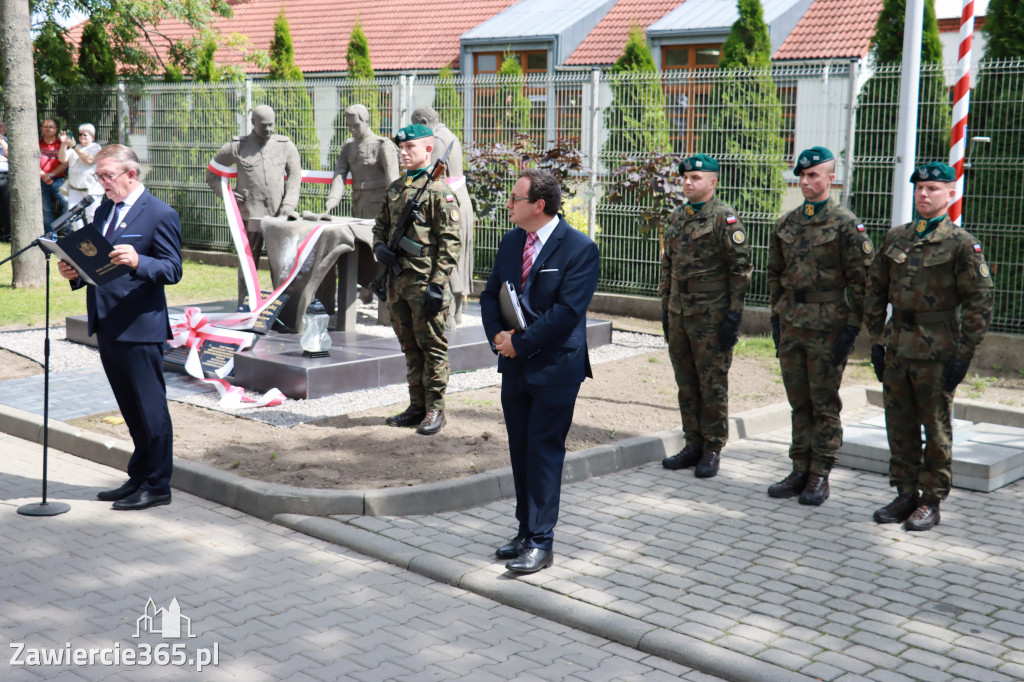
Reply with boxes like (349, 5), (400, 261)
(33, 21), (80, 122)
(495, 52), (531, 143)
(704, 0), (784, 220)
(78, 20), (117, 85)
(603, 26), (669, 159)
(331, 19), (382, 161)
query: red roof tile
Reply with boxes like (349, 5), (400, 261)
(564, 0), (684, 66)
(71, 0), (520, 74)
(773, 0), (884, 61)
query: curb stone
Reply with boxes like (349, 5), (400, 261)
(273, 513), (815, 682)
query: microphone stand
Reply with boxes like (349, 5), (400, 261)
(1, 232), (72, 516)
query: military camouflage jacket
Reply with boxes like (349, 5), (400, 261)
(864, 217), (992, 362)
(659, 196), (752, 316)
(767, 197), (874, 331)
(372, 171), (462, 288)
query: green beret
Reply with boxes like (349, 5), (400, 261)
(794, 146), (834, 176)
(394, 124), (433, 144)
(679, 154), (720, 174)
(911, 162), (955, 183)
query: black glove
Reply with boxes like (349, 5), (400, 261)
(943, 358), (970, 393)
(770, 315), (780, 351)
(662, 308), (669, 339)
(831, 325), (860, 366)
(374, 242), (398, 269)
(871, 345), (885, 382)
(422, 282), (444, 318)
(718, 311), (742, 352)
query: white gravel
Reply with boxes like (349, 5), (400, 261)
(0, 314), (665, 427)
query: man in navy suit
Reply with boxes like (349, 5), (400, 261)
(58, 144), (183, 510)
(480, 169), (600, 574)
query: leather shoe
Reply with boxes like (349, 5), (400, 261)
(873, 492), (919, 524)
(385, 405), (426, 428)
(798, 472), (830, 506)
(904, 501), (940, 531)
(768, 470), (809, 498)
(694, 449), (720, 478)
(96, 480), (140, 502)
(416, 409), (445, 436)
(506, 548), (553, 574)
(662, 444), (702, 470)
(112, 489), (172, 511)
(495, 536), (528, 560)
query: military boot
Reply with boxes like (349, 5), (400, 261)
(798, 472), (830, 506)
(873, 491), (919, 524)
(768, 470), (809, 498)
(385, 405), (426, 428)
(662, 444), (702, 470)
(904, 500), (941, 531)
(416, 409), (446, 436)
(694, 448), (720, 479)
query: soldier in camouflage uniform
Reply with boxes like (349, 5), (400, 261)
(660, 154), (752, 479)
(373, 124), (462, 436)
(206, 105), (302, 306)
(865, 162), (992, 531)
(766, 147), (874, 506)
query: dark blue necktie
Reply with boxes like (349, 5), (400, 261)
(104, 201), (125, 239)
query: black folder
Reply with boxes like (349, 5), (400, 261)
(38, 223), (131, 286)
(499, 281), (528, 333)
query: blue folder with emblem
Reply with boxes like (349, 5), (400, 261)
(37, 223), (131, 286)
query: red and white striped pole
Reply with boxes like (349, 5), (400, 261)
(948, 0), (975, 224)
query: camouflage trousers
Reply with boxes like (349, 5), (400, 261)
(387, 272), (450, 411)
(882, 354), (953, 502)
(778, 324), (847, 474)
(667, 309), (732, 451)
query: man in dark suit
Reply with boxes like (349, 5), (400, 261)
(58, 144), (183, 511)
(480, 169), (600, 574)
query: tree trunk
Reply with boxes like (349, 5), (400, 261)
(1, 0), (45, 287)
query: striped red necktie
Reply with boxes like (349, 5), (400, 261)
(521, 231), (538, 288)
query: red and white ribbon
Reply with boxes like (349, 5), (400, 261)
(948, 0), (975, 225)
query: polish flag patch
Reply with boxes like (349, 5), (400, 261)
(445, 194), (455, 202)
(726, 215), (737, 224)
(857, 223), (866, 232)
(974, 243), (983, 252)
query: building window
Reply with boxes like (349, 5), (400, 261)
(474, 50), (548, 74)
(661, 44), (722, 154)
(473, 49), (549, 145)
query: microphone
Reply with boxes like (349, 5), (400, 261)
(49, 195), (95, 236)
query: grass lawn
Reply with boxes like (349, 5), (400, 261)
(0, 242), (238, 328)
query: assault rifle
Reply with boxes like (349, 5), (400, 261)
(370, 140), (455, 301)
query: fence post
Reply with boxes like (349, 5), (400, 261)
(587, 68), (600, 240)
(842, 59), (859, 210)
(244, 79), (253, 136)
(117, 82), (128, 144)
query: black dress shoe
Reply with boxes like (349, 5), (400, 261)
(694, 449), (720, 478)
(798, 472), (830, 506)
(873, 492), (919, 524)
(112, 489), (172, 511)
(904, 501), (940, 531)
(416, 409), (445, 436)
(386, 405), (426, 427)
(97, 480), (140, 502)
(662, 444), (702, 470)
(506, 548), (553, 574)
(768, 470), (809, 498)
(495, 536), (528, 560)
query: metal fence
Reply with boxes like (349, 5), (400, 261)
(37, 59), (1024, 332)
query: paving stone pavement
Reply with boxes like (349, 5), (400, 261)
(0, 432), (726, 682)
(295, 412), (1024, 682)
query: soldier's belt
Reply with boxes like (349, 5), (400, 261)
(894, 308), (957, 324)
(789, 289), (844, 303)
(679, 279), (728, 294)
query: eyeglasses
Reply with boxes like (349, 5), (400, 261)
(508, 195), (530, 203)
(92, 170), (128, 183)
